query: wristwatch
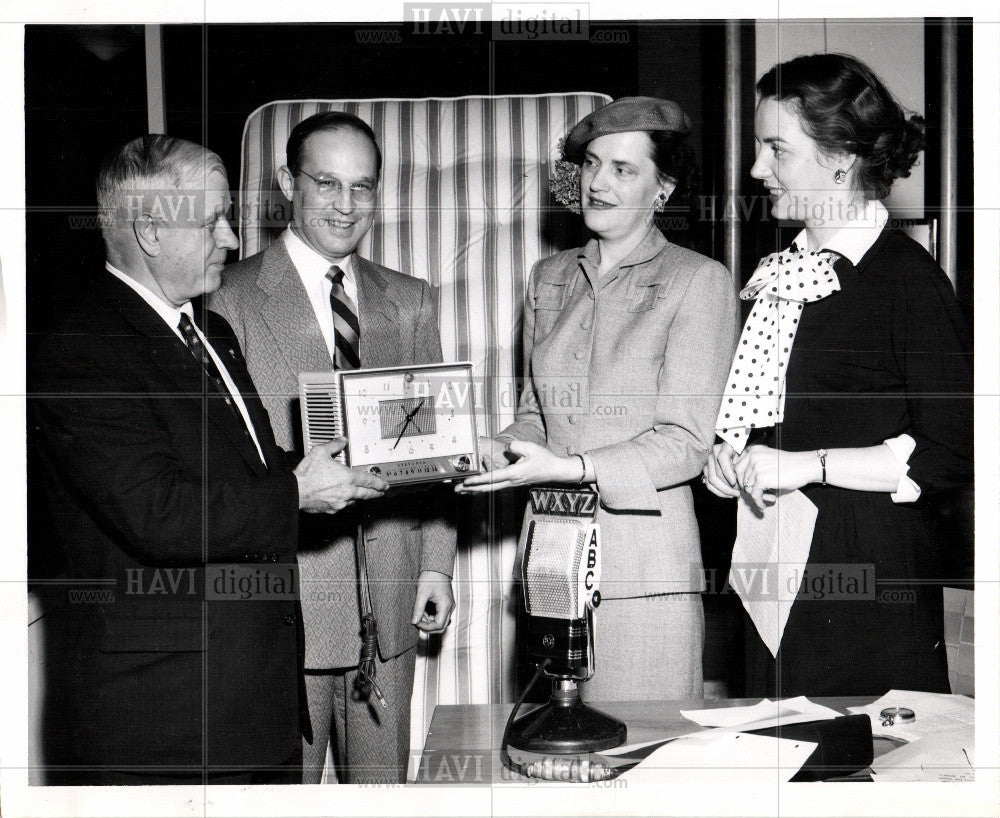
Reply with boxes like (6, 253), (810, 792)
(817, 449), (828, 485)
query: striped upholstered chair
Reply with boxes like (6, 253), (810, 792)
(238, 94), (610, 774)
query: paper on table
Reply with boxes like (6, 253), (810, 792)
(619, 729), (817, 784)
(870, 726), (974, 782)
(681, 696), (841, 730)
(600, 736), (685, 757)
(730, 490), (818, 657)
(847, 689), (974, 742)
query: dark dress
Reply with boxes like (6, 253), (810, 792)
(743, 228), (973, 697)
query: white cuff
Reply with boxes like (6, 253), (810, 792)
(884, 434), (921, 503)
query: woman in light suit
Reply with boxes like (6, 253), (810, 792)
(459, 97), (738, 700)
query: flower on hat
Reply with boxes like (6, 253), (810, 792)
(549, 139), (582, 213)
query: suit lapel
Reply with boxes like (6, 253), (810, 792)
(255, 241), (334, 375)
(199, 315), (277, 476)
(108, 273), (210, 399)
(105, 274), (268, 475)
(354, 256), (405, 368)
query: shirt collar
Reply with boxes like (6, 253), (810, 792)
(792, 200), (889, 266)
(578, 226), (668, 272)
(283, 226), (355, 284)
(105, 261), (191, 330)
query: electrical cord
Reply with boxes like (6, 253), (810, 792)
(500, 657), (550, 775)
(352, 521), (386, 708)
(499, 659), (619, 783)
(353, 612), (386, 707)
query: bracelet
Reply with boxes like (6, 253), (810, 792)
(817, 449), (828, 485)
(574, 454), (587, 484)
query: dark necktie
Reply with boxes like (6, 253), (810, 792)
(327, 266), (361, 369)
(177, 312), (256, 447)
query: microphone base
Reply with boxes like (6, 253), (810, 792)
(508, 689), (627, 754)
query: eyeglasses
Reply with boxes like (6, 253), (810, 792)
(297, 168), (377, 202)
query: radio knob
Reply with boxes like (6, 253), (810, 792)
(453, 455), (471, 472)
(368, 466), (382, 475)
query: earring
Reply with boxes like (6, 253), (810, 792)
(834, 169), (846, 185)
(654, 193), (668, 213)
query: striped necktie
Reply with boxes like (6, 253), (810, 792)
(327, 266), (361, 369)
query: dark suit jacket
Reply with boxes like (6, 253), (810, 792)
(210, 240), (456, 667)
(29, 269), (306, 770)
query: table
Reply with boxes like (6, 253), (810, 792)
(416, 697), (893, 784)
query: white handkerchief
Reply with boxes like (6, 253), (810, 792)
(730, 490), (818, 657)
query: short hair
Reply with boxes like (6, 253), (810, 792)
(647, 130), (698, 205)
(285, 111), (383, 181)
(757, 53), (925, 200)
(96, 134), (225, 242)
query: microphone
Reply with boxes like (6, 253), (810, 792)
(519, 490), (602, 679)
(503, 487), (627, 770)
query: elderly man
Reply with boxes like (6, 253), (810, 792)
(28, 134), (387, 785)
(210, 112), (455, 784)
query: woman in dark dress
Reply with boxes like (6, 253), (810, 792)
(703, 53), (972, 697)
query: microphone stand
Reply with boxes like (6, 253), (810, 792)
(507, 675), (626, 755)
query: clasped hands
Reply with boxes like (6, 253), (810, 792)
(294, 437), (389, 513)
(455, 437), (582, 493)
(703, 442), (820, 512)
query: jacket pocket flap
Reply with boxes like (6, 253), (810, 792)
(534, 281), (568, 310)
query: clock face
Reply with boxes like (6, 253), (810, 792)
(378, 396), (437, 440)
(340, 365), (477, 466)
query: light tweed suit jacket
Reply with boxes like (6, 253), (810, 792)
(209, 239), (456, 667)
(501, 228), (738, 598)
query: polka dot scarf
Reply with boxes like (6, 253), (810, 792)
(716, 247), (840, 453)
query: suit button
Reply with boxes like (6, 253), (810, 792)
(283, 615), (295, 626)
(568, 415), (577, 424)
(573, 350), (584, 360)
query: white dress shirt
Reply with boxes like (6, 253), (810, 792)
(106, 262), (266, 465)
(283, 227), (359, 363)
(792, 201), (919, 503)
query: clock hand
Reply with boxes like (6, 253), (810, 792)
(393, 399), (425, 429)
(392, 416), (413, 450)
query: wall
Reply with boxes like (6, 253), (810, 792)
(755, 19), (925, 217)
